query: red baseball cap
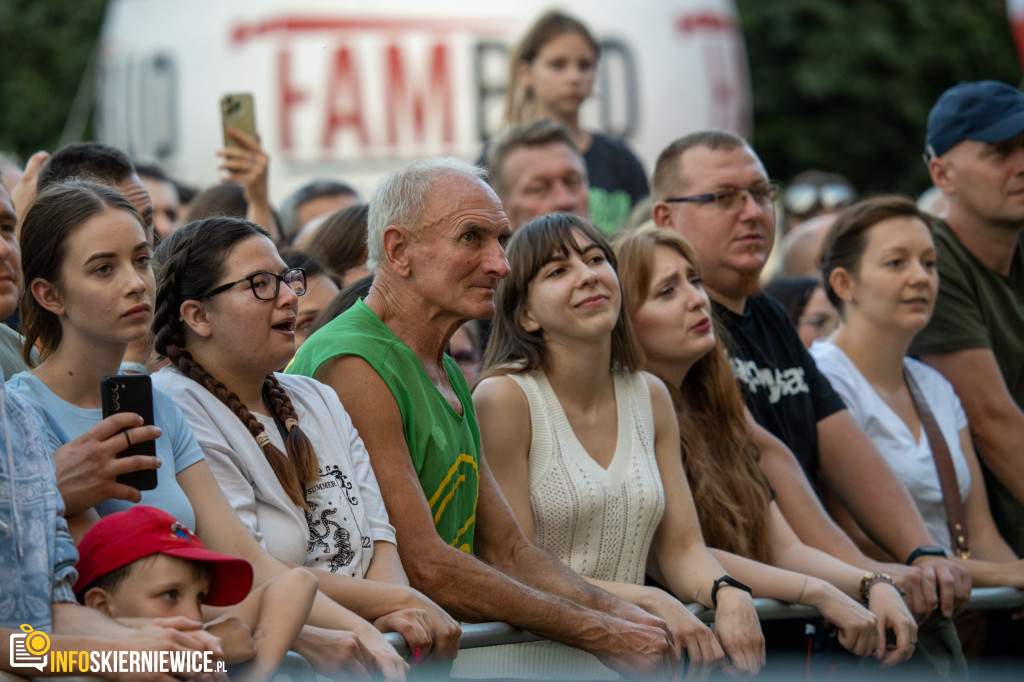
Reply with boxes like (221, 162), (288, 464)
(74, 505), (253, 607)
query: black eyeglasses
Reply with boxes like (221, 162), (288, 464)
(664, 182), (780, 211)
(200, 268), (307, 300)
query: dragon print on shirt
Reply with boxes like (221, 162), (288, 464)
(303, 465), (369, 575)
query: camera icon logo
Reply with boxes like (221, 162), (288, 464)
(10, 624), (50, 672)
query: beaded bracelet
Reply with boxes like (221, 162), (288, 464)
(859, 572), (896, 604)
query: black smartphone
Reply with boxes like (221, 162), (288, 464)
(101, 374), (158, 491)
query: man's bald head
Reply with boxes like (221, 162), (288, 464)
(778, 213), (837, 279)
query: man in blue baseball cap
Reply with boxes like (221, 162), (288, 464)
(911, 80), (1024, 557)
(923, 80), (1024, 161)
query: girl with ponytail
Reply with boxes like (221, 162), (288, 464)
(151, 216), (459, 662)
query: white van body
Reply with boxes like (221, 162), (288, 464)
(97, 0), (750, 201)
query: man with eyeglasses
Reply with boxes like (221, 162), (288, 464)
(651, 131), (971, 631)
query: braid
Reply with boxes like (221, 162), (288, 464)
(171, 343), (309, 509)
(264, 374), (320, 485)
(152, 227), (196, 360)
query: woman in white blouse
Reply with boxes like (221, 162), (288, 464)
(809, 195), (1024, 588)
(476, 214), (771, 678)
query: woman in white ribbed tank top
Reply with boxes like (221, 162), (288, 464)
(471, 214), (765, 678)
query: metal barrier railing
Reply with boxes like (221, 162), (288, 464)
(383, 587), (1024, 655)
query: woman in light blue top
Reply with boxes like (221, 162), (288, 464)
(8, 180), (409, 679)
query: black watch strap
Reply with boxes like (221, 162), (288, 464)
(711, 575), (752, 608)
(905, 545), (948, 565)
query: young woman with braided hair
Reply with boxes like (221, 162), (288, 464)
(8, 180), (440, 680)
(150, 216), (460, 664)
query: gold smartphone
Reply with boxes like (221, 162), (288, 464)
(220, 93), (257, 148)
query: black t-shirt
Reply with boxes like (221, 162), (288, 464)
(713, 294), (845, 477)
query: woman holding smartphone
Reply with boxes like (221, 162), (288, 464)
(7, 180), (435, 680)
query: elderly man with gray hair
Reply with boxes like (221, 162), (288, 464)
(288, 157), (679, 677)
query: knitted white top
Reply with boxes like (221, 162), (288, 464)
(522, 370), (666, 583)
(452, 370), (666, 680)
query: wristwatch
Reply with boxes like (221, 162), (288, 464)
(905, 545), (948, 565)
(711, 575), (753, 608)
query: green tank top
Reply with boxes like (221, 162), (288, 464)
(286, 299), (480, 554)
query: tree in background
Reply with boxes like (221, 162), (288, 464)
(737, 0), (1021, 197)
(0, 0), (107, 162)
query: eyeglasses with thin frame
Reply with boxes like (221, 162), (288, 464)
(664, 182), (780, 211)
(200, 268), (307, 300)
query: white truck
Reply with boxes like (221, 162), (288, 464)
(96, 0), (750, 201)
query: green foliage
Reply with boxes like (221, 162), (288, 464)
(0, 0), (107, 161)
(736, 0), (1022, 197)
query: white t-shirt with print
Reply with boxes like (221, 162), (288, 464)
(154, 368), (395, 577)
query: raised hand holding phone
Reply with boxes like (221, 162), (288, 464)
(218, 93), (278, 241)
(52, 411), (163, 515)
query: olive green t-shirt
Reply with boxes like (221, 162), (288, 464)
(287, 299), (480, 554)
(910, 219), (1024, 553)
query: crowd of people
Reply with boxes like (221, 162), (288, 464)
(3, 8), (1024, 681)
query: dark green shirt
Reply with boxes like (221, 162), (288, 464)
(910, 218), (1024, 553)
(910, 219), (1024, 394)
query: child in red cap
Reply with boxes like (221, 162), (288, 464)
(76, 506), (317, 682)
